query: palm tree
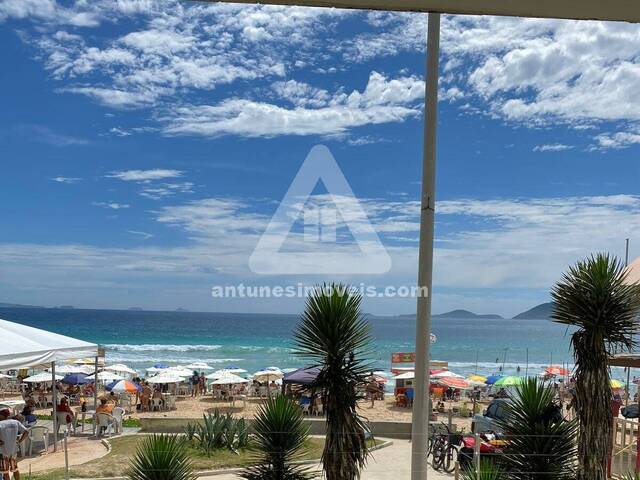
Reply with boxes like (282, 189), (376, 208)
(241, 394), (314, 480)
(552, 253), (640, 480)
(293, 284), (373, 480)
(497, 378), (577, 479)
(126, 434), (195, 480)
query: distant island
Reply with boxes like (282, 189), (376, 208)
(0, 302), (43, 309)
(57, 305), (75, 309)
(512, 302), (554, 320)
(128, 307), (144, 311)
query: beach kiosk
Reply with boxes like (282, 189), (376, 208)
(0, 319), (99, 451)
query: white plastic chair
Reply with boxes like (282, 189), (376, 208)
(111, 407), (125, 433)
(301, 403), (310, 415)
(165, 396), (176, 410)
(55, 412), (76, 435)
(151, 398), (162, 412)
(96, 413), (114, 437)
(28, 426), (49, 455)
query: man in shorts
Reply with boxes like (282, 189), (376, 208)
(0, 409), (29, 480)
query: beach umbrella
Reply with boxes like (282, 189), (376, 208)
(438, 377), (471, 389)
(253, 369), (284, 382)
(485, 375), (504, 385)
(73, 358), (96, 365)
(86, 371), (123, 382)
(147, 374), (185, 384)
(169, 367), (194, 377)
(49, 365), (86, 374)
(154, 363), (170, 369)
(106, 380), (141, 393)
(494, 376), (524, 387)
(468, 374), (487, 383)
(611, 379), (624, 389)
(185, 362), (214, 370)
(368, 375), (388, 384)
(545, 366), (571, 376)
(105, 364), (137, 375)
(61, 373), (89, 385)
(394, 371), (415, 380)
(224, 365), (247, 374)
(211, 373), (250, 385)
(24, 372), (63, 383)
(0, 374), (12, 379)
(431, 370), (463, 379)
(282, 366), (322, 386)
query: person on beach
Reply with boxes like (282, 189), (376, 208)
(199, 373), (206, 395)
(191, 372), (199, 397)
(0, 409), (29, 480)
(366, 378), (379, 408)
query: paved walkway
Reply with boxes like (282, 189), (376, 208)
(200, 439), (452, 480)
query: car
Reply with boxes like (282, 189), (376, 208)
(471, 398), (510, 434)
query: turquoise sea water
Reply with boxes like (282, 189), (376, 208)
(0, 306), (599, 382)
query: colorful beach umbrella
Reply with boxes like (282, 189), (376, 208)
(494, 376), (524, 387)
(468, 374), (487, 383)
(485, 375), (503, 385)
(438, 377), (471, 389)
(545, 366), (570, 376)
(431, 370), (463, 379)
(611, 379), (624, 389)
(106, 380), (141, 393)
(61, 373), (89, 385)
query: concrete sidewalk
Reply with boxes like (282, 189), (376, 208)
(200, 439), (453, 479)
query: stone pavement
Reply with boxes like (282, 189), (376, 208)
(200, 439), (453, 480)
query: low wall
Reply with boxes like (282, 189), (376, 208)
(139, 417), (412, 439)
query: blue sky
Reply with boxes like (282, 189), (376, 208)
(0, 1), (639, 316)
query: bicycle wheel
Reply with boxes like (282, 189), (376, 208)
(427, 434), (435, 458)
(431, 440), (445, 470)
(443, 444), (458, 473)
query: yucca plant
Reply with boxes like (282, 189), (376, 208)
(497, 378), (577, 479)
(294, 284), (372, 480)
(126, 434), (195, 480)
(461, 459), (505, 480)
(552, 254), (640, 480)
(241, 394), (313, 480)
(187, 410), (248, 453)
(622, 473), (640, 480)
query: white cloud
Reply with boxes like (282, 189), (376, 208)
(139, 182), (195, 200)
(594, 128), (640, 150)
(92, 201), (130, 210)
(51, 176), (81, 184)
(162, 72), (424, 137)
(108, 169), (183, 182)
(532, 143), (573, 152)
(127, 230), (153, 240)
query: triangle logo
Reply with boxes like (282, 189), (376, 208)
(249, 145), (392, 275)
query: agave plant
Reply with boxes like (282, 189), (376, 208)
(186, 410), (249, 454)
(294, 283), (372, 480)
(241, 394), (313, 480)
(497, 378), (577, 480)
(552, 254), (640, 480)
(126, 434), (195, 480)
(461, 459), (505, 480)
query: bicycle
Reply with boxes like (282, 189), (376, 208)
(428, 423), (462, 473)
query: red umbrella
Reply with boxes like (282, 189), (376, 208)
(545, 366), (570, 376)
(438, 377), (471, 389)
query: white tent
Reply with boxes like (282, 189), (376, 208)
(0, 319), (98, 370)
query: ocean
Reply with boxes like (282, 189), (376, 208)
(0, 306), (602, 382)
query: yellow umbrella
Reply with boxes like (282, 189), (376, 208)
(468, 374), (487, 383)
(611, 379), (624, 389)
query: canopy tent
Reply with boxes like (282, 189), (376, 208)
(0, 319), (98, 370)
(283, 366), (322, 386)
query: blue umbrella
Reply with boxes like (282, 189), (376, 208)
(153, 363), (169, 369)
(61, 373), (89, 385)
(486, 375), (504, 385)
(225, 365), (241, 370)
(283, 366), (322, 386)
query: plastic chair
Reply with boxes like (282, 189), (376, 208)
(111, 407), (125, 433)
(165, 396), (176, 410)
(151, 398), (162, 412)
(55, 412), (76, 435)
(313, 403), (324, 416)
(96, 413), (115, 437)
(28, 426), (49, 455)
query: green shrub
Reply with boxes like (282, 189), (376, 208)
(461, 459), (505, 480)
(126, 434), (195, 480)
(185, 410), (249, 454)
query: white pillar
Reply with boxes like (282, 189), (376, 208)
(410, 12), (440, 480)
(52, 362), (58, 452)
